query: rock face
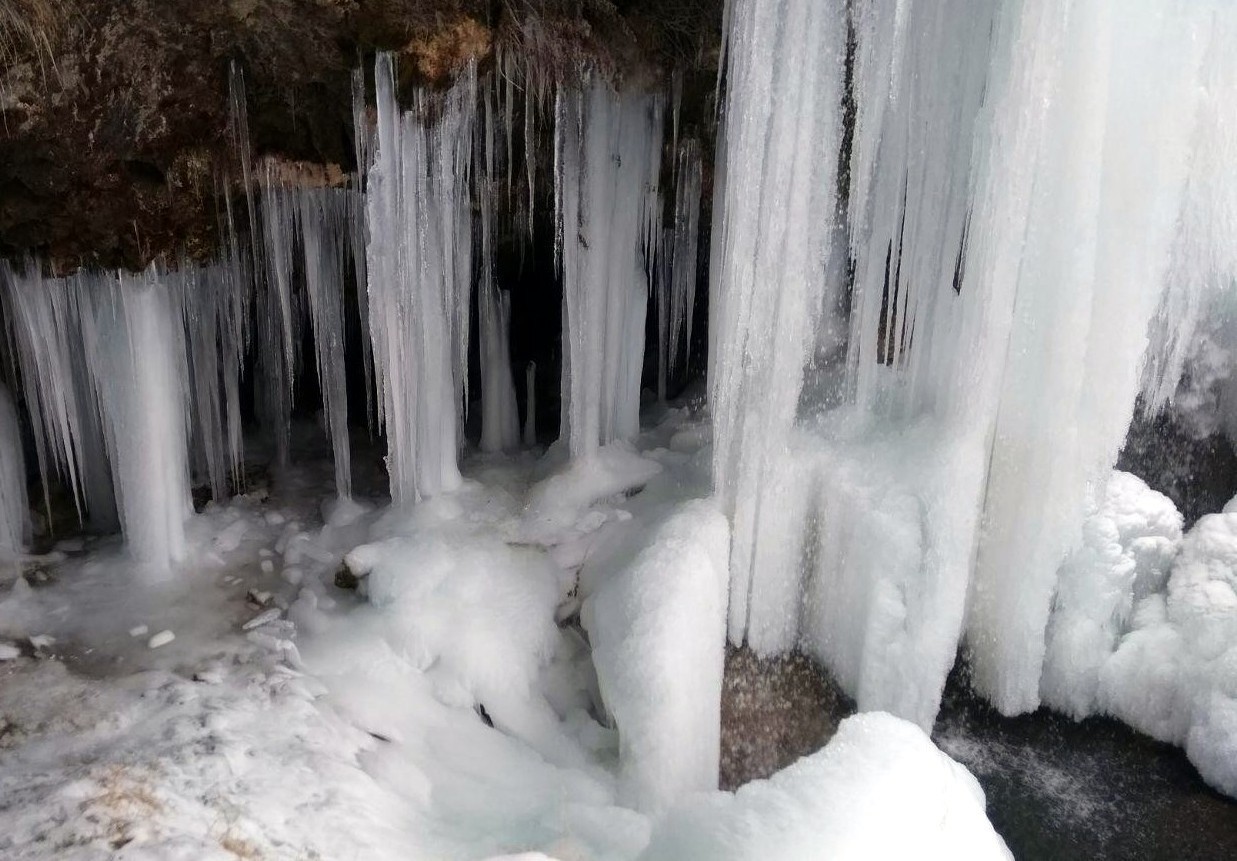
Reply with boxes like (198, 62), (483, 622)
(0, 0), (721, 271)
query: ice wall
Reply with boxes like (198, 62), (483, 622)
(362, 54), (476, 504)
(713, 0), (1237, 727)
(0, 384), (28, 560)
(709, 0), (847, 648)
(555, 79), (665, 458)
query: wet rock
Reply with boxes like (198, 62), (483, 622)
(333, 562), (361, 591)
(719, 645), (853, 790)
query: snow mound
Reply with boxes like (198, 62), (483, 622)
(641, 712), (1011, 861)
(582, 499), (729, 813)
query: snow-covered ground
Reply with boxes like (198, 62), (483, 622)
(0, 409), (1009, 860)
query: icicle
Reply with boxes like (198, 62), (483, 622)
(297, 188), (355, 499)
(556, 79), (666, 458)
(0, 261), (115, 529)
(257, 174), (300, 468)
(524, 361), (538, 447)
(479, 78), (521, 453)
(668, 140), (703, 391)
(363, 53), (474, 504)
(0, 383), (28, 560)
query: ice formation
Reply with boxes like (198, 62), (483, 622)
(362, 53), (475, 504)
(1040, 472), (1183, 718)
(1030, 471), (1237, 795)
(642, 712), (1011, 861)
(711, 0), (1237, 727)
(0, 384), (27, 560)
(582, 500), (729, 813)
(77, 273), (194, 570)
(478, 79), (522, 454)
(1, 265), (199, 570)
(656, 141), (703, 401)
(296, 188), (358, 499)
(555, 79), (664, 458)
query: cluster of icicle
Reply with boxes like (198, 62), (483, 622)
(0, 53), (704, 572)
(711, 0), (1237, 727)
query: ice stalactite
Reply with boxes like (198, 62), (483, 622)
(478, 78), (521, 454)
(0, 383), (28, 560)
(709, 0), (846, 653)
(362, 53), (476, 504)
(297, 188), (356, 499)
(523, 362), (538, 447)
(713, 0), (1237, 728)
(258, 174), (301, 469)
(181, 226), (249, 504)
(657, 140), (703, 401)
(0, 263), (116, 530)
(555, 79), (665, 459)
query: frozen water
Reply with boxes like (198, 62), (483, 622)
(0, 384), (28, 560)
(362, 53), (475, 503)
(1041, 473), (1183, 718)
(711, 0), (1237, 729)
(642, 712), (1011, 861)
(555, 79), (664, 458)
(582, 500), (729, 813)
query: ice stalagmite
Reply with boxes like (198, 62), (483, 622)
(363, 54), (476, 504)
(78, 271), (193, 572)
(0, 384), (28, 560)
(709, 0), (846, 653)
(555, 79), (665, 458)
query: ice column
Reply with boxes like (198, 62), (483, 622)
(78, 271), (193, 571)
(555, 79), (665, 458)
(709, 0), (846, 647)
(362, 53), (475, 503)
(963, 0), (1221, 712)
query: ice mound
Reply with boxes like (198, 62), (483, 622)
(1042, 471), (1183, 717)
(583, 500), (730, 813)
(641, 712), (1011, 861)
(348, 529), (564, 708)
(1043, 472), (1237, 796)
